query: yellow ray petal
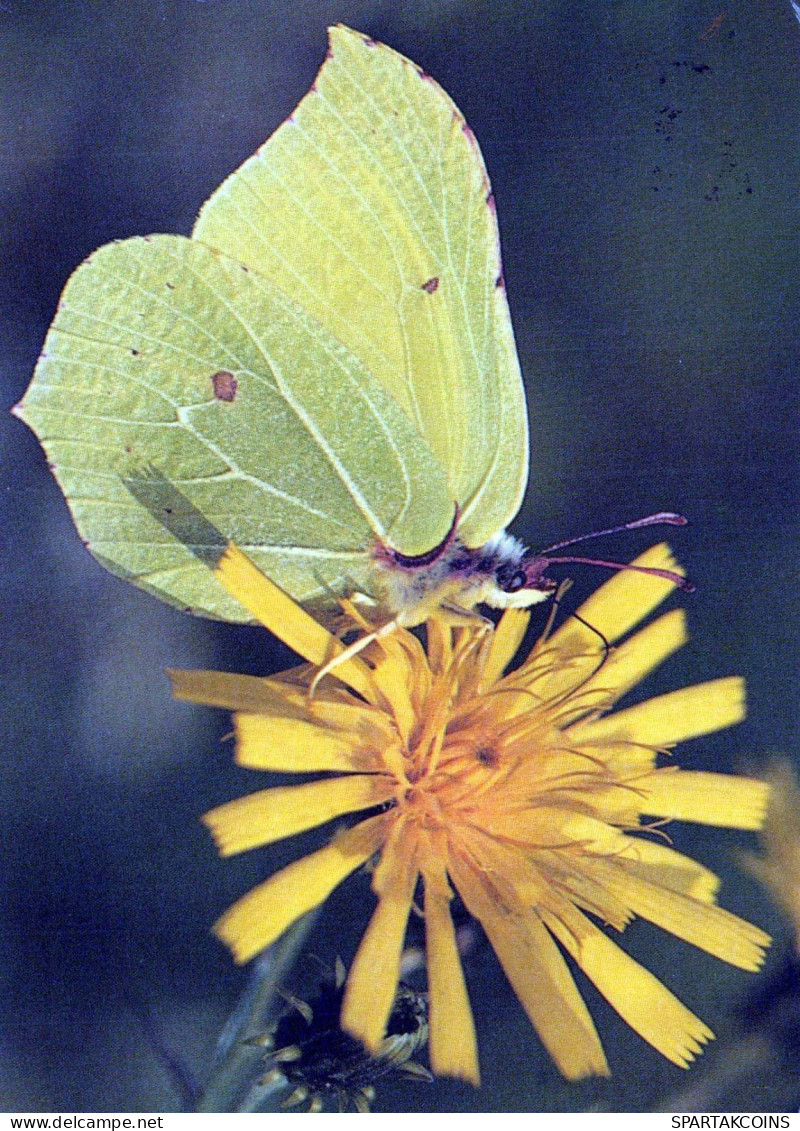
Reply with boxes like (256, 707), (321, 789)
(574, 677), (746, 747)
(213, 812), (391, 963)
(741, 761), (800, 947)
(424, 617), (453, 676)
(537, 849), (634, 931)
(341, 825), (418, 1052)
(542, 901), (713, 1068)
(512, 546), (687, 702)
(480, 608), (531, 691)
(510, 638), (605, 707)
(216, 545), (375, 700)
(582, 783), (649, 827)
(311, 697), (398, 734)
(203, 774), (396, 855)
(531, 828), (736, 939)
(577, 609), (688, 706)
(549, 543), (685, 652)
(635, 769), (769, 830)
(576, 740), (659, 778)
(447, 847), (609, 1079)
(515, 610), (683, 714)
(422, 856), (480, 1085)
(234, 712), (385, 773)
(480, 806), (631, 859)
(591, 858), (770, 970)
(168, 668), (303, 712)
(616, 839), (719, 903)
(367, 638), (419, 749)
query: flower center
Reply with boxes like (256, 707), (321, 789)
(401, 782), (445, 824)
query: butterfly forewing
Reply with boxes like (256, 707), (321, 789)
(17, 235), (452, 620)
(194, 25), (528, 549)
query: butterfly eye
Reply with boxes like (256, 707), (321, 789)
(497, 566), (527, 593)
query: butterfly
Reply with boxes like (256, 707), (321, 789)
(15, 26), (688, 633)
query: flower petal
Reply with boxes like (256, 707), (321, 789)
(213, 812), (390, 963)
(480, 608), (531, 691)
(565, 545), (683, 642)
(422, 854), (480, 1085)
(537, 849), (634, 931)
(341, 822), (417, 1052)
(424, 617), (453, 676)
(574, 677), (746, 747)
(543, 838), (719, 924)
(367, 634), (422, 748)
(448, 845), (609, 1079)
(480, 806), (631, 858)
(591, 857), (770, 970)
(234, 711), (385, 773)
(577, 741), (658, 778)
(509, 604), (682, 712)
(636, 769), (769, 830)
(216, 545), (375, 700)
(203, 774), (395, 855)
(542, 901), (713, 1068)
(168, 668), (304, 712)
(553, 543), (686, 647)
(615, 839), (720, 903)
(577, 609), (688, 707)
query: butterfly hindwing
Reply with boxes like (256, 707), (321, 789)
(17, 234), (453, 619)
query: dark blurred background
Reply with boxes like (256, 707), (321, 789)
(1, 0), (798, 1113)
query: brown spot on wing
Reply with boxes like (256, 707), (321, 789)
(421, 276), (439, 294)
(212, 370), (238, 402)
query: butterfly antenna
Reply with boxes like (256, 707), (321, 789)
(544, 555), (695, 592)
(538, 512), (695, 593)
(538, 512), (688, 555)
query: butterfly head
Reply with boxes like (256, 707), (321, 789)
(478, 541), (558, 610)
(484, 512), (696, 610)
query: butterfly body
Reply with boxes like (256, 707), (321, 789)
(372, 529), (556, 627)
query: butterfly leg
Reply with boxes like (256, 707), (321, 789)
(437, 601), (493, 632)
(309, 618), (400, 696)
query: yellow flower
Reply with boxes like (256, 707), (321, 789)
(742, 759), (800, 951)
(171, 543), (770, 1086)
